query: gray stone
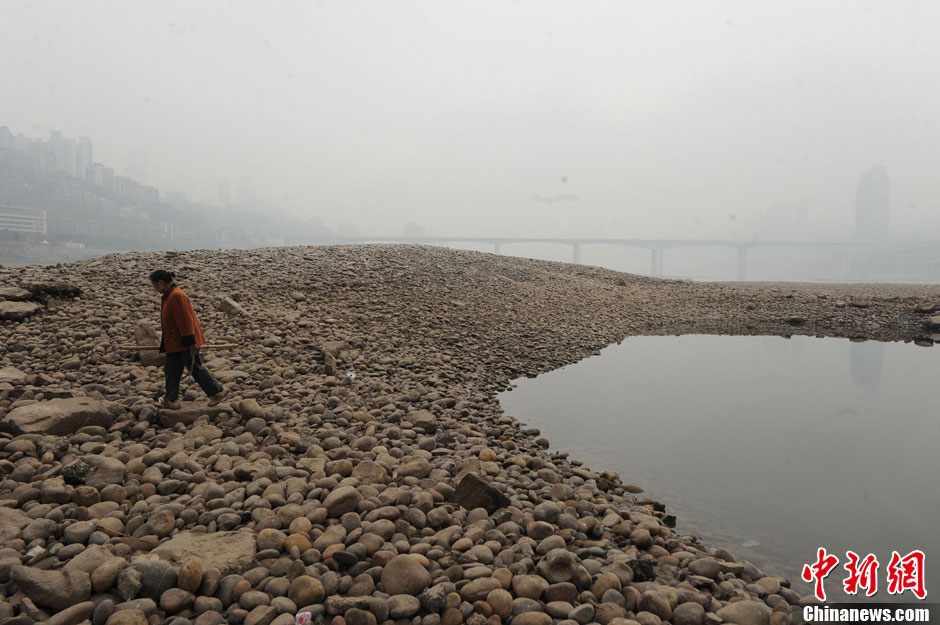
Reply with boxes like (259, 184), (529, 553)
(133, 322), (165, 366)
(154, 530), (257, 576)
(323, 485), (362, 517)
(11, 565), (92, 611)
(449, 472), (510, 514)
(1, 397), (112, 435)
(0, 300), (41, 320)
(381, 554), (431, 595)
(0, 366), (28, 384)
(715, 600), (772, 625)
(0, 507), (30, 542)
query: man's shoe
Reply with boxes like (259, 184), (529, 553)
(161, 400), (181, 410)
(208, 388), (228, 406)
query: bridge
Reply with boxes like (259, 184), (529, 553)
(315, 236), (904, 280)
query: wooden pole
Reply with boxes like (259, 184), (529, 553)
(119, 343), (239, 350)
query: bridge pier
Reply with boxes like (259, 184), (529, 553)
(494, 242), (502, 255)
(649, 248), (663, 277)
(572, 243), (582, 265)
(837, 250), (847, 282)
(736, 247), (747, 281)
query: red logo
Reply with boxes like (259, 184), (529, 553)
(802, 547), (840, 601)
(886, 550), (927, 600)
(802, 549), (927, 601)
(843, 552), (879, 597)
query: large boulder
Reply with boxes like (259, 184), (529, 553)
(0, 367), (28, 384)
(450, 472), (510, 514)
(218, 296), (245, 315)
(22, 280), (82, 301)
(0, 397), (112, 435)
(0, 301), (41, 320)
(153, 530), (257, 576)
(133, 321), (165, 366)
(0, 286), (31, 301)
(11, 565), (91, 611)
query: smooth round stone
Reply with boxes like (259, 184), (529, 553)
(194, 597), (223, 614)
(442, 608), (462, 625)
(485, 589), (513, 619)
(178, 557), (204, 593)
(388, 595), (421, 618)
(239, 590), (270, 610)
(345, 608), (376, 625)
(670, 602), (705, 625)
(635, 613), (663, 625)
(526, 522), (554, 540)
(334, 550), (358, 566)
(288, 576), (325, 606)
(265, 577), (290, 597)
(256, 529), (287, 552)
(592, 572), (621, 598)
(569, 603), (595, 625)
(546, 602), (573, 618)
(602, 588), (626, 607)
(511, 599), (542, 616)
(544, 582), (577, 603)
(106, 609), (148, 625)
(636, 592), (671, 621)
(511, 613), (552, 625)
(461, 578), (502, 602)
(631, 529), (653, 549)
(93, 599), (115, 625)
(193, 611), (224, 625)
(687, 557), (720, 580)
(381, 555), (431, 595)
(533, 502), (561, 524)
(161, 589), (196, 613)
(511, 575), (547, 600)
(594, 602), (627, 625)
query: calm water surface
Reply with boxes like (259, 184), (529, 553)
(498, 335), (939, 600)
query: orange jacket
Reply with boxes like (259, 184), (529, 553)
(160, 285), (206, 354)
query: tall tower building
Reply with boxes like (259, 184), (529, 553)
(75, 137), (93, 180)
(855, 166), (889, 243)
(48, 131), (76, 177)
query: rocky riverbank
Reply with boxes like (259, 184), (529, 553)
(0, 245), (938, 625)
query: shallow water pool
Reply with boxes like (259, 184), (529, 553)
(498, 335), (939, 601)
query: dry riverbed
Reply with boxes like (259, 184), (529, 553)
(0, 245), (938, 625)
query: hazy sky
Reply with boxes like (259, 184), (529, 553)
(2, 1), (938, 238)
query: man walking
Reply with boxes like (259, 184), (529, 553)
(150, 269), (228, 409)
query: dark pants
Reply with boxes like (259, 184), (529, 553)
(164, 349), (223, 402)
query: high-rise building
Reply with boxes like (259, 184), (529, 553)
(855, 166), (889, 243)
(48, 131), (76, 177)
(0, 127), (15, 150)
(75, 137), (93, 180)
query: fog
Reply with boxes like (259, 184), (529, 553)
(2, 1), (939, 245)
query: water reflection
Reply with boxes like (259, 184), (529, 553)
(498, 335), (938, 601)
(851, 341), (884, 387)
